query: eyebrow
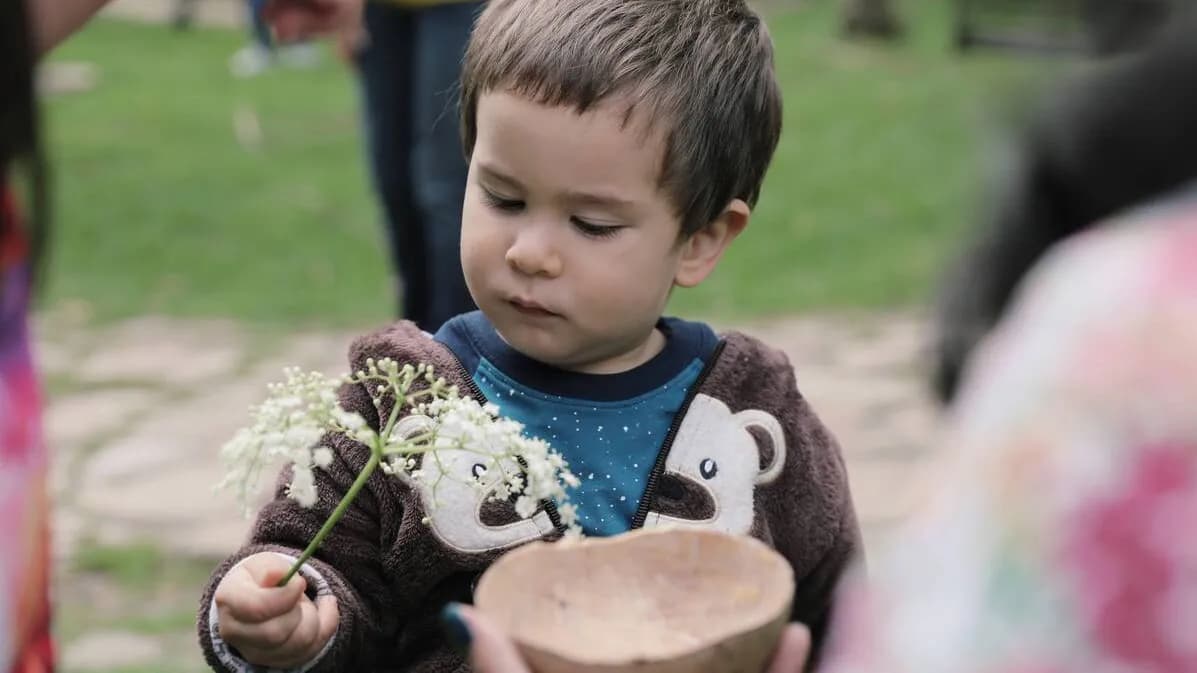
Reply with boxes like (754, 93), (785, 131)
(477, 163), (524, 191)
(564, 189), (636, 210)
(477, 162), (636, 211)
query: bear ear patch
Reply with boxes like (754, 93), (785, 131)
(652, 473), (716, 521)
(747, 425), (777, 472)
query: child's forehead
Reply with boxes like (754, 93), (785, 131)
(474, 91), (684, 217)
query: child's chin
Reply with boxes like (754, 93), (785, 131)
(495, 322), (568, 360)
(515, 338), (572, 367)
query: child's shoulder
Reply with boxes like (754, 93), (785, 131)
(707, 329), (799, 391)
(346, 319), (463, 379)
(713, 329), (793, 367)
(697, 328), (833, 429)
(662, 317), (791, 374)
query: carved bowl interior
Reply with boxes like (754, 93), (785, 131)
(474, 527), (794, 673)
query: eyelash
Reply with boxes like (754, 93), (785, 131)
(481, 189), (524, 213)
(480, 188), (623, 239)
(571, 218), (621, 239)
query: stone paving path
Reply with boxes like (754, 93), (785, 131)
(37, 311), (945, 672)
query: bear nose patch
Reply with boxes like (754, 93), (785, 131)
(479, 496), (522, 527)
(652, 473), (716, 521)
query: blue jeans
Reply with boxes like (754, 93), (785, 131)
(357, 1), (481, 332)
(247, 0), (272, 49)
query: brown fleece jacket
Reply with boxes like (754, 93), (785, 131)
(198, 320), (860, 672)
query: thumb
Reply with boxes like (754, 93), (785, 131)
(224, 556), (307, 622)
(245, 555), (307, 596)
(766, 623), (812, 673)
(442, 604), (531, 673)
(260, 565), (296, 589)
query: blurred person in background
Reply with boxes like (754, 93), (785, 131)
(171, 0), (198, 30)
(1082, 0), (1176, 55)
(348, 0), (482, 332)
(0, 0), (360, 670)
(229, 0), (321, 78)
(819, 9), (1197, 672)
(229, 0), (280, 77)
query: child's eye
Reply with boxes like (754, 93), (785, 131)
(481, 188), (524, 213)
(572, 217), (622, 239)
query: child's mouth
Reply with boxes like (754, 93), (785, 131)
(509, 297), (559, 318)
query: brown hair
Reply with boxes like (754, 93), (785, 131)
(460, 0), (782, 237)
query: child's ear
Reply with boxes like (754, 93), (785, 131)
(674, 199), (750, 288)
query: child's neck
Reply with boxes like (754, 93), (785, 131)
(493, 325), (667, 375)
(569, 327), (667, 375)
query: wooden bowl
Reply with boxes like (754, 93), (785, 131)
(474, 528), (794, 673)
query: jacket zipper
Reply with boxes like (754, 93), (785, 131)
(442, 352), (567, 534)
(629, 339), (727, 530)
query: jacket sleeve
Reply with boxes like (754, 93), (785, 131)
(778, 363), (863, 670)
(197, 374), (401, 672)
(790, 498), (861, 671)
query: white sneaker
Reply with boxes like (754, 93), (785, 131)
(278, 43), (321, 70)
(229, 45), (272, 79)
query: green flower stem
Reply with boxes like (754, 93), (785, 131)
(381, 395), (407, 439)
(278, 448), (382, 587)
(277, 382), (414, 587)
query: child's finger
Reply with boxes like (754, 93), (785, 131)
(219, 565), (306, 623)
(218, 600), (304, 660)
(247, 594), (338, 670)
(765, 624), (811, 673)
(257, 558), (306, 589)
(246, 556), (305, 590)
(448, 604), (532, 673)
(314, 593), (340, 648)
(262, 597), (328, 668)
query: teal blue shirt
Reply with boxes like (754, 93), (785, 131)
(435, 312), (718, 536)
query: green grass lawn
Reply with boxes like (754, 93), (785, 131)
(42, 2), (1046, 329)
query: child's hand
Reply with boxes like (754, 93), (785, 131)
(213, 553), (339, 668)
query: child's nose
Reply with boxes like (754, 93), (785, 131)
(505, 227), (563, 278)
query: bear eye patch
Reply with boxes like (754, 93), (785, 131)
(472, 463), (488, 480)
(700, 458), (718, 480)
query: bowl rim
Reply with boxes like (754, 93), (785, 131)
(474, 527), (796, 666)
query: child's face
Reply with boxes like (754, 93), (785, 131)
(461, 91), (697, 374)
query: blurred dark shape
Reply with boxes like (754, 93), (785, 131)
(1, 0), (49, 290)
(1083, 0), (1174, 55)
(955, 0), (1178, 56)
(840, 0), (904, 40)
(934, 8), (1197, 403)
(172, 0), (200, 31)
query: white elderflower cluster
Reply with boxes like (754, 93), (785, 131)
(217, 367), (353, 514)
(218, 359), (581, 545)
(407, 395), (582, 527)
